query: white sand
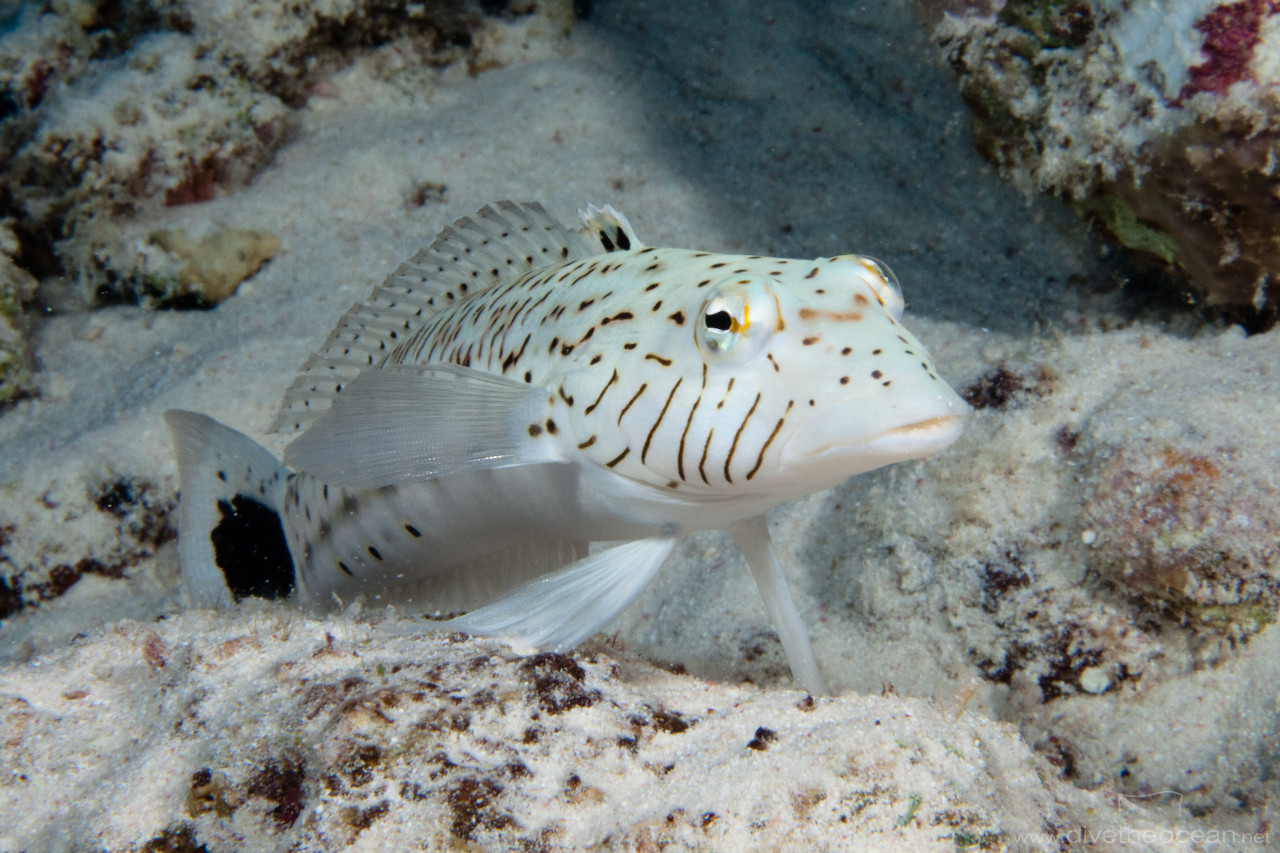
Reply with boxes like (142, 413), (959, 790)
(1, 1), (1277, 850)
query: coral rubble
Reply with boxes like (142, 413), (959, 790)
(0, 0), (574, 309)
(143, 228), (281, 307)
(0, 611), (1174, 851)
(0, 221), (36, 405)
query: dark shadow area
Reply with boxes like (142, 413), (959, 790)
(586, 0), (1192, 334)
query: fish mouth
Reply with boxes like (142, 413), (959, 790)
(780, 409), (966, 470)
(860, 415), (966, 457)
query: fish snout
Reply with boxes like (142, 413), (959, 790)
(779, 390), (967, 478)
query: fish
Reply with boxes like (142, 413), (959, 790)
(164, 201), (967, 695)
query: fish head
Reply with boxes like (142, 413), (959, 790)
(681, 254), (967, 498)
(558, 249), (966, 511)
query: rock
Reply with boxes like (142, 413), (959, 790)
(933, 0), (1280, 322)
(145, 228), (282, 307)
(0, 223), (37, 405)
(0, 611), (1179, 852)
(0, 0), (575, 306)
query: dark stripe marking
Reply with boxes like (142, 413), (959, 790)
(698, 428), (715, 486)
(677, 363), (707, 482)
(641, 377), (683, 464)
(619, 383), (648, 424)
(717, 378), (735, 409)
(746, 400), (793, 481)
(724, 392), (762, 484)
(585, 369), (618, 415)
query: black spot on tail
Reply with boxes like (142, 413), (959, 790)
(211, 495), (295, 601)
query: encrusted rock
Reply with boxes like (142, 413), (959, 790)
(0, 0), (575, 308)
(142, 228), (281, 308)
(933, 0), (1280, 321)
(0, 221), (37, 405)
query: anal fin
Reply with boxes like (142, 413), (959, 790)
(400, 540), (591, 615)
(441, 537), (676, 652)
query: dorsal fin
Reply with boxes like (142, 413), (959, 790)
(270, 201), (597, 434)
(579, 203), (644, 253)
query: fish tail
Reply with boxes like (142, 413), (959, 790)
(163, 410), (297, 608)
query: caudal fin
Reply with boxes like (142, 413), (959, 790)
(164, 410), (297, 608)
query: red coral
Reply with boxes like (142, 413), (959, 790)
(1179, 0), (1277, 100)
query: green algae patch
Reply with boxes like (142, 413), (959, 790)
(997, 0), (1095, 49)
(1074, 195), (1180, 267)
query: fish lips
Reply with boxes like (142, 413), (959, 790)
(779, 398), (968, 476)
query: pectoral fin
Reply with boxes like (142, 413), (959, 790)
(283, 363), (562, 489)
(730, 515), (829, 695)
(442, 537), (676, 651)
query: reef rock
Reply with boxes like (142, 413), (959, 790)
(143, 228), (281, 308)
(0, 221), (36, 405)
(0, 0), (575, 308)
(0, 610), (1181, 852)
(933, 0), (1280, 322)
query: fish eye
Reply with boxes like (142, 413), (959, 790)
(696, 276), (778, 364)
(859, 256), (903, 320)
(704, 308), (734, 333)
(701, 298), (739, 354)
